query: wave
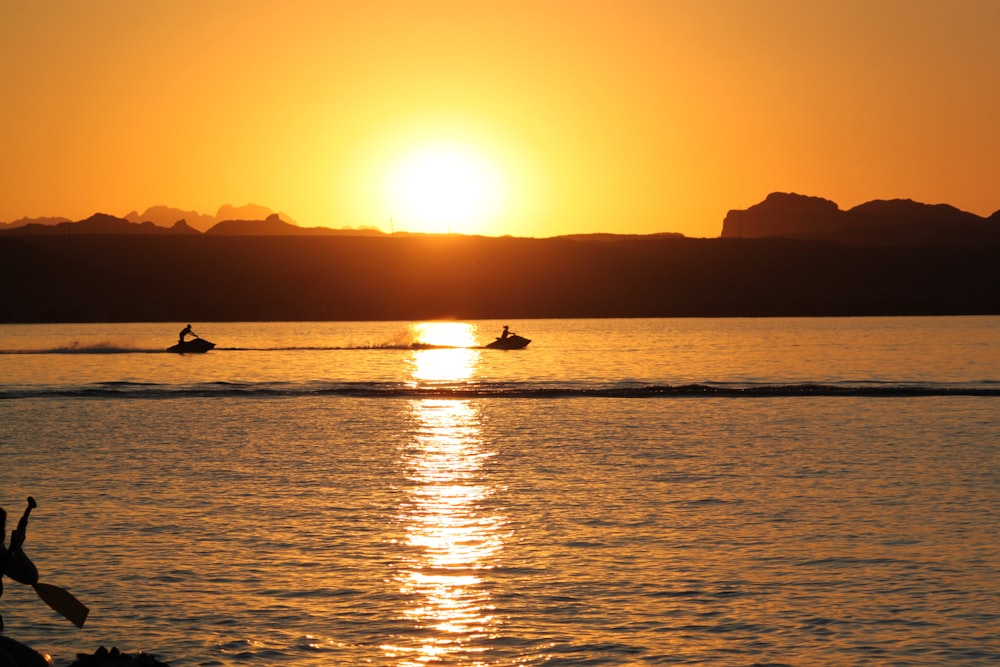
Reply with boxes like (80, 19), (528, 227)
(2, 380), (998, 400)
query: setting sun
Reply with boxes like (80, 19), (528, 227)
(384, 144), (504, 235)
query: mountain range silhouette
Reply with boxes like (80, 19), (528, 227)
(3, 193), (998, 322)
(4, 193), (998, 244)
(722, 193), (1000, 246)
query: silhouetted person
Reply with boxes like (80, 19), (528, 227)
(179, 324), (194, 344)
(1, 501), (39, 588)
(500, 325), (512, 339)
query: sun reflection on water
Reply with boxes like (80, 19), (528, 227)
(384, 323), (505, 665)
(408, 322), (480, 385)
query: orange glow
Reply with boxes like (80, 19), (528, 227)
(1, 3), (997, 237)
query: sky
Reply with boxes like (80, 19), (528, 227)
(2, 0), (998, 238)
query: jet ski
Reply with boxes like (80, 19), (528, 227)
(166, 336), (216, 353)
(485, 333), (531, 350)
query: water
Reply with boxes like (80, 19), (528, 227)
(1, 317), (998, 666)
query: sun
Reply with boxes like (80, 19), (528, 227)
(384, 143), (503, 234)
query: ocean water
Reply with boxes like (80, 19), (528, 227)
(1, 317), (998, 666)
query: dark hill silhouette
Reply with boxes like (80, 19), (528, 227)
(10, 193), (996, 245)
(3, 232), (998, 322)
(206, 213), (300, 235)
(170, 219), (201, 235)
(125, 206), (216, 231)
(1, 236), (156, 321)
(6, 203), (298, 233)
(4, 213), (189, 236)
(0, 215), (71, 230)
(215, 203), (287, 225)
(123, 203), (298, 232)
(0, 212), (384, 237)
(722, 192), (1000, 245)
(554, 232), (685, 242)
(4, 192), (999, 322)
(204, 213), (375, 236)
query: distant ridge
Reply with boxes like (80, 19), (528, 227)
(204, 213), (379, 236)
(3, 213), (189, 235)
(4, 193), (999, 243)
(0, 215), (71, 230)
(124, 203), (298, 232)
(206, 214), (302, 235)
(553, 232), (685, 242)
(124, 205), (216, 231)
(2, 203), (303, 233)
(0, 211), (384, 237)
(722, 192), (1000, 245)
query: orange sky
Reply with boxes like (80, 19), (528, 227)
(2, 0), (998, 238)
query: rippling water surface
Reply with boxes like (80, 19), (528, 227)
(1, 318), (998, 666)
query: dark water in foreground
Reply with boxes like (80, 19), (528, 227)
(2, 318), (998, 666)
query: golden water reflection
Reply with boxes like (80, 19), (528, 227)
(407, 322), (480, 384)
(385, 323), (505, 665)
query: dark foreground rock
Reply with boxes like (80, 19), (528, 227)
(0, 636), (49, 667)
(68, 646), (168, 666)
